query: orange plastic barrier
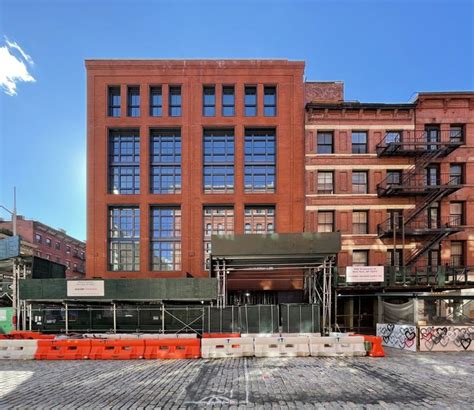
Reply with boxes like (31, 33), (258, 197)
(89, 339), (145, 360)
(9, 331), (55, 340)
(202, 333), (240, 339)
(35, 340), (91, 360)
(351, 334), (385, 357)
(144, 338), (200, 359)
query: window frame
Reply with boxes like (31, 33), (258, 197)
(317, 131), (334, 154)
(352, 250), (369, 267)
(317, 211), (334, 233)
(168, 85), (182, 117)
(352, 210), (369, 234)
(203, 85), (216, 117)
(203, 206), (234, 269)
(244, 206), (275, 234)
(352, 131), (368, 154)
(244, 85), (257, 117)
(263, 85), (277, 117)
(149, 86), (163, 117)
(449, 202), (464, 226)
(222, 85), (235, 117)
(127, 85), (140, 117)
(317, 171), (334, 194)
(352, 171), (368, 194)
(108, 86), (121, 117)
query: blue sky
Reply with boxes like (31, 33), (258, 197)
(0, 0), (473, 241)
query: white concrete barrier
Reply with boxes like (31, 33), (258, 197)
(309, 336), (338, 356)
(0, 340), (38, 360)
(254, 336), (309, 357)
(202, 337), (254, 358)
(335, 336), (366, 356)
(281, 333), (321, 337)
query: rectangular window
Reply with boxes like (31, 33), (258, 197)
(352, 171), (368, 194)
(388, 209), (403, 230)
(66, 246), (71, 254)
(149, 86), (163, 117)
(352, 250), (368, 266)
(352, 131), (368, 154)
(450, 164), (463, 185)
(387, 249), (403, 267)
(317, 132), (333, 154)
(317, 171), (334, 194)
(46, 238), (52, 247)
(55, 242), (61, 250)
(244, 86), (257, 116)
(203, 207), (234, 268)
(169, 86), (181, 117)
(203, 85), (216, 116)
(450, 241), (464, 267)
(244, 206), (275, 234)
(385, 131), (402, 144)
(35, 234), (42, 244)
(222, 86), (235, 116)
(127, 86), (140, 117)
(109, 129), (140, 194)
(151, 207), (181, 271)
(244, 128), (275, 193)
(203, 129), (234, 193)
(66, 260), (70, 268)
(109, 207), (140, 271)
(318, 211), (334, 233)
(387, 170), (402, 186)
(425, 165), (440, 186)
(450, 202), (464, 226)
(353, 211), (368, 234)
(263, 86), (276, 116)
(108, 86), (121, 117)
(450, 125), (464, 143)
(150, 129), (181, 194)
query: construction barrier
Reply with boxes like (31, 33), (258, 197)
(144, 339), (200, 359)
(281, 332), (321, 337)
(35, 340), (91, 360)
(309, 336), (339, 356)
(351, 334), (385, 357)
(201, 337), (253, 358)
(89, 339), (145, 360)
(202, 333), (240, 338)
(336, 336), (366, 356)
(0, 331), (55, 340)
(0, 340), (38, 360)
(254, 336), (309, 357)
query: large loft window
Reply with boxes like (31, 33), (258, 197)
(109, 129), (140, 194)
(151, 207), (181, 271)
(109, 207), (140, 271)
(127, 86), (140, 117)
(244, 128), (276, 193)
(169, 86), (182, 117)
(244, 206), (275, 234)
(149, 86), (163, 117)
(222, 86), (235, 116)
(203, 129), (234, 193)
(150, 129), (181, 194)
(203, 207), (234, 269)
(108, 86), (121, 117)
(203, 85), (216, 116)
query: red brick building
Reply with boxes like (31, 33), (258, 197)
(0, 217), (86, 278)
(85, 60), (306, 299)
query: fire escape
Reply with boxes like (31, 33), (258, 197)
(376, 129), (463, 271)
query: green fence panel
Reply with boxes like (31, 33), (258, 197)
(0, 308), (13, 334)
(280, 304), (320, 333)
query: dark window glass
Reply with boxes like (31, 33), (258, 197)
(222, 86), (235, 116)
(264, 86), (276, 116)
(127, 86), (140, 117)
(203, 207), (234, 269)
(244, 86), (257, 116)
(109, 207), (140, 271)
(108, 86), (121, 117)
(352, 131), (368, 154)
(150, 86), (163, 117)
(450, 241), (464, 267)
(387, 249), (404, 267)
(203, 129), (234, 193)
(55, 242), (61, 250)
(387, 170), (402, 186)
(450, 164), (463, 185)
(317, 132), (333, 154)
(203, 86), (216, 116)
(151, 207), (181, 271)
(35, 234), (42, 244)
(425, 165), (440, 186)
(318, 211), (334, 233)
(46, 238), (52, 247)
(169, 86), (181, 117)
(450, 125), (464, 143)
(109, 129), (140, 194)
(244, 207), (275, 234)
(244, 128), (275, 192)
(150, 129), (181, 194)
(317, 172), (334, 194)
(352, 171), (368, 194)
(353, 211), (368, 234)
(424, 125), (440, 150)
(388, 209), (403, 230)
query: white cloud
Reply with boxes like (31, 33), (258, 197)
(0, 37), (35, 96)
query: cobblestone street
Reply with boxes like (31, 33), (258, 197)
(0, 349), (472, 409)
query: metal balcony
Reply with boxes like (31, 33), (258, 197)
(377, 215), (463, 238)
(376, 130), (463, 157)
(377, 173), (462, 197)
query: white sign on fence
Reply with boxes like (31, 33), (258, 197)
(67, 280), (105, 297)
(346, 266), (384, 283)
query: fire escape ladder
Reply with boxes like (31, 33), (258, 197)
(404, 231), (452, 266)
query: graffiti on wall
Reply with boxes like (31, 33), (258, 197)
(419, 326), (473, 352)
(376, 323), (417, 351)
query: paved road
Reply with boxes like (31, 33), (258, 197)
(0, 349), (472, 409)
